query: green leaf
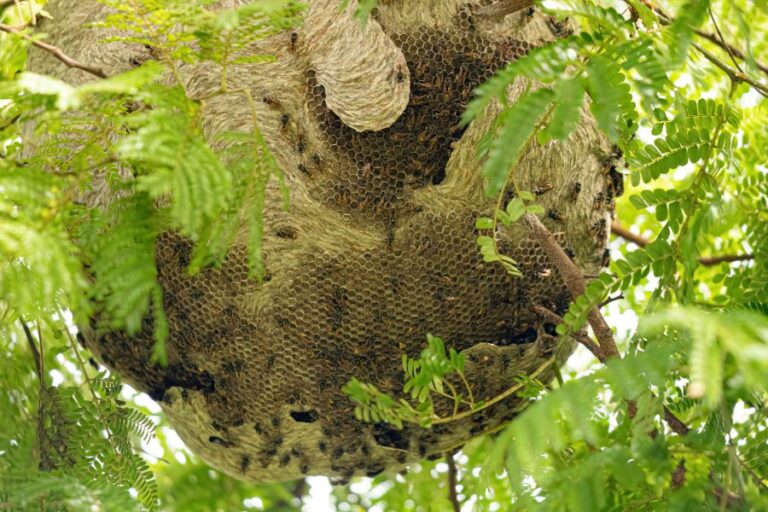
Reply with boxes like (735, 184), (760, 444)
(586, 55), (634, 142)
(666, 0), (710, 65)
(505, 198), (525, 222)
(475, 217), (494, 229)
(539, 78), (585, 143)
(482, 88), (555, 197)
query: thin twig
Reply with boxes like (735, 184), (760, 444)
(138, 447), (170, 465)
(698, 254), (755, 266)
(19, 318), (44, 386)
(530, 305), (603, 361)
(708, 8), (742, 73)
(694, 28), (768, 77)
(623, 0), (768, 79)
(611, 221), (754, 267)
(0, 23), (108, 78)
(693, 42), (768, 98)
(446, 452), (461, 512)
(737, 454), (768, 492)
(432, 356), (555, 425)
(475, 0), (535, 18)
(599, 294), (625, 308)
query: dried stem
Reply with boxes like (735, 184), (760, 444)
(0, 23), (108, 78)
(446, 452), (461, 512)
(611, 221), (754, 267)
(19, 318), (44, 386)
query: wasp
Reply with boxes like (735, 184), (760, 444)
(601, 248), (611, 267)
(547, 209), (563, 222)
(208, 436), (233, 447)
(590, 219), (607, 241)
(593, 191), (605, 211)
(280, 113), (290, 132)
(262, 96), (282, 109)
(569, 181), (582, 201)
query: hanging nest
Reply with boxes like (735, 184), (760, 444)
(33, 0), (618, 482)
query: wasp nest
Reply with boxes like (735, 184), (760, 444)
(34, 0), (618, 482)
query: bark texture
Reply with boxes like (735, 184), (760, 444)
(30, 0), (617, 482)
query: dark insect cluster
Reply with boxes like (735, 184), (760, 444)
(302, 27), (531, 221)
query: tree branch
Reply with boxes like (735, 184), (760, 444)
(525, 214), (620, 359)
(599, 294), (625, 308)
(524, 213), (692, 440)
(671, 459), (687, 489)
(707, 8), (742, 73)
(611, 221), (754, 267)
(475, 0), (535, 18)
(0, 23), (108, 79)
(610, 221), (650, 247)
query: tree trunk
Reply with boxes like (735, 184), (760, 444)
(30, 0), (615, 482)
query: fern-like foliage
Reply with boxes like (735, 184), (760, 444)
(481, 88), (555, 197)
(120, 86), (234, 240)
(345, 334), (513, 429)
(1, 1), (304, 509)
(85, 194), (169, 364)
